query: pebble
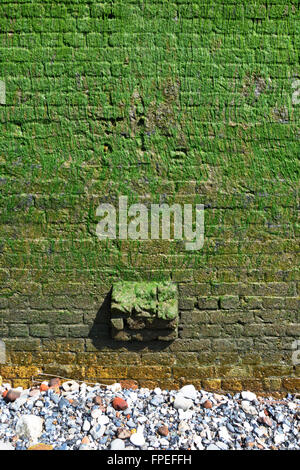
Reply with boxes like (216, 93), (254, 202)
(130, 426), (145, 447)
(62, 381), (79, 394)
(241, 391), (257, 402)
(117, 428), (131, 439)
(4, 389), (21, 403)
(49, 378), (61, 389)
(108, 383), (122, 393)
(112, 397), (128, 411)
(58, 397), (70, 411)
(110, 438), (125, 450)
(82, 419), (91, 432)
(93, 396), (103, 406)
(16, 415), (43, 442)
(157, 425), (169, 437)
(203, 399), (213, 409)
(178, 385), (197, 401)
(241, 400), (257, 415)
(173, 395), (193, 411)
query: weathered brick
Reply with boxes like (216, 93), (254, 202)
(220, 296), (240, 310)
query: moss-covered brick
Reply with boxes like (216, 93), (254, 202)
(220, 296), (240, 310)
(9, 324), (29, 337)
(29, 324), (51, 338)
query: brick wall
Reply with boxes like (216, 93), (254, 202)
(0, 0), (299, 394)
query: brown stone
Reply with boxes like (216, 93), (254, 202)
(203, 399), (213, 409)
(28, 443), (53, 451)
(49, 377), (61, 388)
(93, 395), (103, 406)
(120, 379), (139, 390)
(4, 389), (21, 403)
(157, 425), (169, 437)
(112, 397), (128, 411)
(258, 416), (273, 427)
(117, 428), (131, 439)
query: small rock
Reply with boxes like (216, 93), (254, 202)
(90, 424), (105, 440)
(178, 421), (189, 434)
(112, 397), (128, 411)
(274, 432), (286, 445)
(173, 395), (193, 411)
(81, 436), (90, 445)
(110, 439), (125, 450)
(130, 426), (145, 447)
(58, 397), (70, 411)
(157, 425), (169, 437)
(40, 382), (49, 392)
(160, 438), (169, 447)
(108, 383), (122, 393)
(203, 399), (213, 409)
(97, 415), (109, 426)
(16, 415), (44, 443)
(4, 389), (21, 403)
(29, 389), (40, 398)
(193, 435), (204, 450)
(93, 396), (103, 406)
(178, 384), (197, 400)
(62, 380), (79, 393)
(258, 415), (273, 427)
(150, 396), (164, 406)
(79, 444), (90, 450)
(218, 426), (232, 442)
(241, 391), (257, 402)
(117, 428), (131, 439)
(49, 378), (61, 389)
(82, 419), (91, 432)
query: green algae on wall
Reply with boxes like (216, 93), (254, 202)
(0, 0), (299, 392)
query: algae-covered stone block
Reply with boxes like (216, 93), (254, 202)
(110, 281), (178, 341)
(157, 298), (178, 321)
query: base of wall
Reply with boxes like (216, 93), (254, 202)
(1, 362), (299, 397)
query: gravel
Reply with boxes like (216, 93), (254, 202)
(0, 381), (299, 450)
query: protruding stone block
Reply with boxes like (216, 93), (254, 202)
(110, 281), (178, 341)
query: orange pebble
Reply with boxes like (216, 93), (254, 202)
(2, 390), (8, 398)
(40, 384), (49, 392)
